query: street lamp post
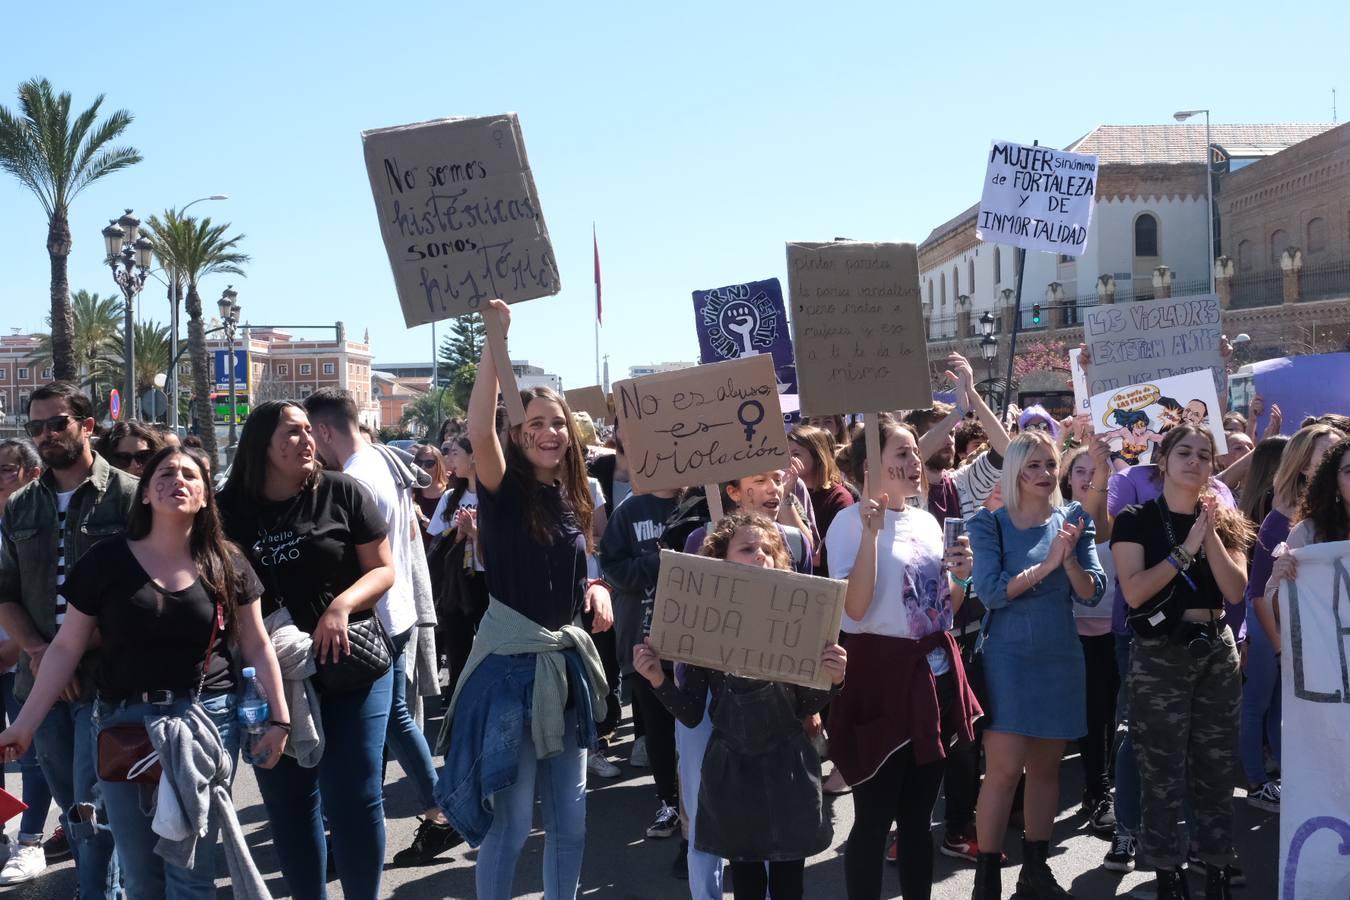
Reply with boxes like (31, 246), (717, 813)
(978, 310), (998, 382)
(1173, 109), (1215, 294)
(217, 286), (242, 459)
(165, 195), (228, 433)
(102, 210), (153, 421)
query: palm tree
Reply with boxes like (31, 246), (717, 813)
(29, 289), (123, 401)
(0, 78), (141, 380)
(105, 319), (171, 399)
(144, 211), (247, 462)
(400, 388), (460, 442)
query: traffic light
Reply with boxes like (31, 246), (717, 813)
(1031, 303), (1042, 325)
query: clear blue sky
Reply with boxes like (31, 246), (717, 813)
(3, 0), (1346, 391)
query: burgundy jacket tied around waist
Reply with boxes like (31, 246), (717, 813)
(827, 630), (981, 784)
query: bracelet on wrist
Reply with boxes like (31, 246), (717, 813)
(270, 721), (291, 732)
(950, 573), (973, 590)
(587, 578), (613, 593)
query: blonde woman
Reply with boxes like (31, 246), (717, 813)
(967, 431), (1105, 899)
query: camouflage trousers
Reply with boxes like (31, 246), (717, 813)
(1128, 626), (1240, 868)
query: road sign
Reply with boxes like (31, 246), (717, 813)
(213, 349), (250, 392)
(109, 389), (121, 421)
(141, 389), (168, 420)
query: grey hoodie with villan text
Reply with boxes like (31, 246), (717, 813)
(596, 492), (679, 676)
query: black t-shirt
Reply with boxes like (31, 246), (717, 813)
(218, 472), (389, 633)
(477, 471), (587, 631)
(62, 537), (262, 701)
(1111, 499), (1222, 635)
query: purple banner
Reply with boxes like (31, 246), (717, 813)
(691, 278), (796, 373)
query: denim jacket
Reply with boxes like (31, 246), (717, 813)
(0, 453), (137, 701)
(435, 650), (597, 847)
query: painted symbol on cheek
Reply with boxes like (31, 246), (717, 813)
(738, 399), (765, 442)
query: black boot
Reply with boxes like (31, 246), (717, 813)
(1155, 867), (1192, 900)
(972, 852), (1002, 900)
(1205, 864), (1231, 900)
(1013, 838), (1071, 898)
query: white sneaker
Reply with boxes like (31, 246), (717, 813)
(629, 736), (649, 768)
(0, 843), (47, 885)
(587, 751), (621, 779)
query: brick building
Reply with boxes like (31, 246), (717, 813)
(919, 122), (1348, 394)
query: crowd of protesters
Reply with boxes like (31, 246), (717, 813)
(0, 304), (1336, 899)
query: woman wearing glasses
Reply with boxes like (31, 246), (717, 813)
(411, 445), (449, 548)
(99, 421), (168, 478)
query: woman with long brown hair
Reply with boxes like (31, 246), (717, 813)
(1112, 425), (1254, 899)
(0, 445), (287, 897)
(436, 300), (612, 900)
(411, 444), (449, 548)
(217, 400), (396, 900)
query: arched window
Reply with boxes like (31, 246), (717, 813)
(927, 279), (934, 305)
(952, 265), (960, 297)
(968, 259), (976, 295)
(1270, 229), (1288, 265)
(1237, 239), (1252, 272)
(940, 273), (947, 306)
(994, 247), (1002, 285)
(1134, 213), (1159, 257)
(1307, 217), (1327, 254)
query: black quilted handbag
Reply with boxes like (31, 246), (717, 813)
(313, 612), (393, 693)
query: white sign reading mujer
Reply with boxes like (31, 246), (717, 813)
(977, 139), (1099, 256)
(1278, 540), (1350, 899)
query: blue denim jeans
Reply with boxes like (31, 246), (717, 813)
(95, 693), (238, 900)
(254, 667), (393, 900)
(1113, 632), (1141, 835)
(33, 699), (118, 899)
(475, 719), (587, 900)
(1238, 611), (1281, 786)
(676, 697), (723, 900)
(1, 672), (53, 838)
(385, 628), (438, 811)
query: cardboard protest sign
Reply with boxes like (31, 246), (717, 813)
(650, 550), (845, 690)
(362, 113), (560, 329)
(1089, 370), (1227, 467)
(692, 278), (795, 370)
(564, 385), (611, 421)
(977, 140), (1099, 256)
(1081, 294), (1225, 398)
(613, 354), (789, 494)
(786, 242), (929, 416)
(1277, 541), (1350, 899)
(1068, 348), (1090, 415)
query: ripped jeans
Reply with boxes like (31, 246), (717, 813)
(33, 700), (119, 899)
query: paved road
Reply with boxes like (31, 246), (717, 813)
(2, 712), (1278, 898)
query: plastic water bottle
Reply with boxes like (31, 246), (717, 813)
(237, 667), (270, 764)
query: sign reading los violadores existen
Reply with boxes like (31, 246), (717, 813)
(1080, 294), (1225, 398)
(361, 113), (561, 329)
(977, 139), (1099, 256)
(613, 354), (789, 495)
(786, 241), (931, 416)
(650, 550), (845, 691)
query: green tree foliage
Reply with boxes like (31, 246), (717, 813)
(0, 78), (140, 379)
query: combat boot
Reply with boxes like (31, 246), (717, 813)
(972, 851), (1001, 899)
(1204, 863), (1231, 900)
(1155, 867), (1192, 900)
(1013, 838), (1071, 898)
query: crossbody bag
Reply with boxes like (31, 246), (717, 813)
(96, 599), (222, 785)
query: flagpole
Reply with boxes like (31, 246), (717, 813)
(593, 223), (602, 385)
(595, 316), (600, 385)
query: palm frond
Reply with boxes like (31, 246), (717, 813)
(69, 146), (143, 202)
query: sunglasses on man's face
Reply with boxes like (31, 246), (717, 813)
(24, 415), (75, 438)
(110, 449), (156, 468)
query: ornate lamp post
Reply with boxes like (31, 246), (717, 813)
(978, 310), (998, 383)
(102, 210), (153, 420)
(216, 286), (242, 458)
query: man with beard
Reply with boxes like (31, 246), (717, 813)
(0, 382), (135, 898)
